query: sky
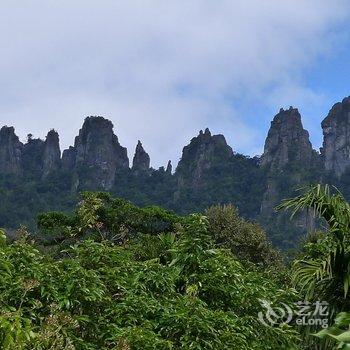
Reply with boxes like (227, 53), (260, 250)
(1, 1), (350, 168)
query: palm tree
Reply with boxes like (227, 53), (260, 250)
(277, 184), (350, 317)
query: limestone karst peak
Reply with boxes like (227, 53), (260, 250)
(261, 107), (314, 169)
(132, 140), (150, 173)
(0, 126), (23, 174)
(42, 129), (61, 178)
(176, 128), (233, 188)
(321, 96), (350, 177)
(3, 96), (350, 250)
(68, 115), (129, 190)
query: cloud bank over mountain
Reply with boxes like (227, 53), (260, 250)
(0, 0), (349, 166)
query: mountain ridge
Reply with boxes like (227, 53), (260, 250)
(1, 96), (350, 248)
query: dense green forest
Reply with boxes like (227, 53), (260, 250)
(0, 153), (264, 234)
(1, 185), (349, 349)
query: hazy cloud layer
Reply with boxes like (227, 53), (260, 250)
(0, 1), (349, 166)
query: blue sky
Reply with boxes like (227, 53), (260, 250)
(0, 1), (350, 167)
(302, 44), (350, 145)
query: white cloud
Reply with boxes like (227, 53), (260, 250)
(0, 0), (349, 166)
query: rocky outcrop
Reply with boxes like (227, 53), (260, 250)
(0, 127), (60, 178)
(5, 97), (350, 249)
(62, 146), (77, 170)
(42, 130), (61, 178)
(0, 126), (23, 174)
(261, 107), (315, 170)
(176, 128), (233, 189)
(166, 160), (172, 174)
(321, 97), (350, 177)
(22, 138), (45, 175)
(132, 141), (150, 174)
(21, 131), (61, 178)
(68, 116), (129, 190)
(260, 107), (320, 244)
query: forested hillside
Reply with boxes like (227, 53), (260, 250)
(2, 97), (350, 248)
(1, 187), (350, 349)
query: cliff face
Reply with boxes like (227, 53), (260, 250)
(69, 116), (129, 190)
(62, 146), (76, 170)
(261, 107), (315, 169)
(0, 116), (130, 189)
(260, 107), (320, 246)
(21, 131), (61, 178)
(173, 127), (263, 218)
(132, 141), (150, 174)
(321, 97), (350, 177)
(176, 128), (233, 189)
(42, 130), (61, 178)
(0, 127), (61, 178)
(0, 126), (22, 174)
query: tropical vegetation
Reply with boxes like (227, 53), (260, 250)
(0, 184), (349, 349)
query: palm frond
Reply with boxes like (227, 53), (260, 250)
(279, 184), (350, 306)
(292, 259), (331, 300)
(277, 184), (350, 240)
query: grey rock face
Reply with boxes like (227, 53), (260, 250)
(0, 126), (23, 174)
(72, 116), (129, 190)
(132, 141), (150, 173)
(42, 130), (61, 178)
(261, 107), (314, 170)
(62, 146), (77, 170)
(0, 127), (61, 178)
(176, 128), (233, 189)
(321, 97), (350, 177)
(260, 107), (319, 236)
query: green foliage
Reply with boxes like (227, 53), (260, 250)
(14, 186), (350, 348)
(0, 207), (299, 349)
(0, 228), (6, 246)
(173, 153), (265, 219)
(0, 153), (268, 245)
(314, 312), (350, 349)
(260, 151), (323, 250)
(0, 171), (76, 230)
(37, 192), (181, 243)
(278, 184), (350, 349)
(205, 204), (282, 266)
(278, 184), (350, 316)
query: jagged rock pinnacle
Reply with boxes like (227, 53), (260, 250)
(260, 107), (320, 230)
(0, 126), (23, 174)
(321, 97), (350, 177)
(204, 127), (211, 136)
(166, 160), (172, 174)
(71, 116), (129, 190)
(176, 128), (233, 189)
(132, 140), (150, 173)
(261, 107), (314, 169)
(42, 129), (61, 178)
